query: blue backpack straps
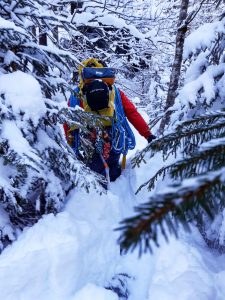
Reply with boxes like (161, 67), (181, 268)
(69, 87), (80, 155)
(111, 87), (136, 155)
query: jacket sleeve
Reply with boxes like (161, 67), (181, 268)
(119, 89), (152, 139)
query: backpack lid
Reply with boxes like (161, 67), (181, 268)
(83, 80), (110, 112)
(82, 67), (116, 81)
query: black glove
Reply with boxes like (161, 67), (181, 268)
(147, 134), (156, 143)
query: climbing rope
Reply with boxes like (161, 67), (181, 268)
(111, 86), (136, 155)
(69, 86), (136, 160)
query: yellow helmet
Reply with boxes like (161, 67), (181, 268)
(78, 58), (104, 75)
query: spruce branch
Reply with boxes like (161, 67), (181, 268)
(176, 111), (225, 131)
(132, 113), (225, 168)
(136, 141), (225, 194)
(118, 169), (225, 254)
(58, 107), (108, 131)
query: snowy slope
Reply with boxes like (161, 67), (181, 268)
(0, 187), (121, 300)
(0, 112), (225, 300)
(1, 161), (225, 300)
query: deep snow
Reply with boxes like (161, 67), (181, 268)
(0, 115), (225, 300)
(1, 6), (225, 299)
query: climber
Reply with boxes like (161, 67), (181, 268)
(64, 58), (156, 182)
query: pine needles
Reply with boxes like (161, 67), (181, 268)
(118, 170), (225, 254)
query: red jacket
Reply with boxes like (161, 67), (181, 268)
(64, 89), (152, 140)
(119, 89), (151, 139)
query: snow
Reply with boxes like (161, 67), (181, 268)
(199, 137), (225, 150)
(0, 188), (121, 300)
(0, 16), (26, 34)
(97, 14), (146, 40)
(0, 97), (225, 300)
(0, 71), (46, 125)
(172, 63), (225, 116)
(72, 12), (96, 25)
(3, 50), (19, 66)
(72, 12), (146, 40)
(72, 284), (118, 300)
(1, 175), (225, 300)
(183, 19), (225, 59)
(2, 120), (36, 157)
(147, 235), (218, 300)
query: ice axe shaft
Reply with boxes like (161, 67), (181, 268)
(121, 154), (126, 170)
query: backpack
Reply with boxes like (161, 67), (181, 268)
(81, 67), (116, 112)
(69, 65), (136, 159)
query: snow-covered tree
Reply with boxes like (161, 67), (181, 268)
(59, 0), (158, 102)
(0, 0), (105, 250)
(0, 0), (80, 97)
(0, 69), (106, 249)
(118, 13), (225, 254)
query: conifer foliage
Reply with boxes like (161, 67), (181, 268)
(0, 68), (104, 249)
(119, 111), (225, 253)
(0, 0), (102, 250)
(118, 14), (225, 254)
(0, 0), (79, 97)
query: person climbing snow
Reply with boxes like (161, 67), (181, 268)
(64, 58), (156, 183)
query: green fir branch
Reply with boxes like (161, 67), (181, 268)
(58, 107), (109, 132)
(132, 113), (225, 168)
(118, 169), (225, 254)
(176, 111), (225, 131)
(136, 141), (225, 194)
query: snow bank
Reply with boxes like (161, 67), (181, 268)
(0, 188), (121, 300)
(0, 71), (46, 124)
(72, 283), (118, 300)
(147, 232), (225, 300)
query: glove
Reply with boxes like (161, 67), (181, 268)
(147, 134), (156, 144)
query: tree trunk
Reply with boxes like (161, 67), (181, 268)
(159, 0), (189, 134)
(53, 25), (59, 43)
(38, 25), (50, 97)
(71, 1), (83, 14)
(39, 28), (47, 46)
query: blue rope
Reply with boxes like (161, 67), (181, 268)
(111, 87), (136, 155)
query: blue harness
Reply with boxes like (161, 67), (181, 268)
(68, 86), (136, 155)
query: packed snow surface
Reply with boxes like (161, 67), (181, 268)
(1, 165), (225, 300)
